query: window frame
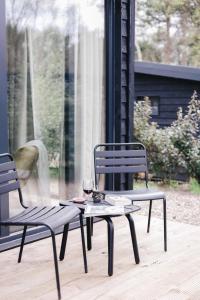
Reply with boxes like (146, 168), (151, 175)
(136, 95), (160, 116)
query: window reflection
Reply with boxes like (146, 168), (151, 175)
(6, 0), (105, 221)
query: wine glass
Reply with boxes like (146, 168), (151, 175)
(83, 179), (94, 200)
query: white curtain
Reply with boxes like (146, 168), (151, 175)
(25, 26), (65, 204)
(74, 18), (105, 195)
(7, 0), (105, 206)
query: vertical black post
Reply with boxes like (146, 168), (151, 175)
(128, 0), (135, 142)
(105, 0), (115, 144)
(105, 0), (122, 190)
(105, 0), (135, 190)
(0, 0), (9, 237)
(126, 0), (135, 190)
(105, 0), (122, 144)
(105, 0), (115, 190)
(113, 0), (122, 190)
(114, 0), (122, 144)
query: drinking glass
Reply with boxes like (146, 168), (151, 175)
(83, 179), (94, 199)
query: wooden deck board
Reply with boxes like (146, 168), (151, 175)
(0, 215), (200, 300)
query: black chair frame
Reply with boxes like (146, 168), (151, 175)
(0, 153), (88, 299)
(93, 143), (167, 252)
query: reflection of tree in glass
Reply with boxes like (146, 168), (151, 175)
(136, 0), (200, 67)
(7, 0), (104, 176)
(7, 32), (65, 165)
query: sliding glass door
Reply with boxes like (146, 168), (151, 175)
(6, 0), (105, 225)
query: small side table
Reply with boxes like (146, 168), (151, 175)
(60, 200), (141, 276)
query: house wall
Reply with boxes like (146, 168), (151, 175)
(135, 73), (200, 127)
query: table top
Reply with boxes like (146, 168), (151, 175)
(60, 198), (141, 216)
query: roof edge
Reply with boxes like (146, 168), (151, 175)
(135, 61), (200, 81)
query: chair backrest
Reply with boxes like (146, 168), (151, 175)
(94, 143), (148, 189)
(0, 153), (26, 208)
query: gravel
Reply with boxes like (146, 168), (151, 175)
(137, 187), (200, 226)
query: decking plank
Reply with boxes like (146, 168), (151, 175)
(0, 215), (200, 300)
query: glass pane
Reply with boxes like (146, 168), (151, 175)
(136, 0), (200, 67)
(6, 0), (105, 230)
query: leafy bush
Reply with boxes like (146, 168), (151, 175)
(134, 93), (200, 183)
(189, 178), (200, 194)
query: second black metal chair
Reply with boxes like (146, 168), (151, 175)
(94, 143), (167, 251)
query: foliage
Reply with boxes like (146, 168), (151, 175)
(7, 22), (75, 165)
(189, 178), (200, 194)
(134, 92), (200, 183)
(136, 0), (200, 66)
(170, 92), (200, 182)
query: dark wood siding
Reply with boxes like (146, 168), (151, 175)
(120, 0), (128, 142)
(120, 0), (134, 143)
(106, 0), (134, 144)
(135, 73), (200, 127)
(120, 0), (135, 189)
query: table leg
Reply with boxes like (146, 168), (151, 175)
(86, 217), (92, 251)
(104, 217), (114, 276)
(91, 217), (94, 236)
(126, 213), (140, 264)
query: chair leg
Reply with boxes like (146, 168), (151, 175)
(104, 217), (114, 276)
(86, 217), (92, 251)
(147, 200), (152, 233)
(79, 214), (88, 273)
(59, 223), (69, 261)
(18, 225), (27, 263)
(163, 198), (167, 252)
(51, 231), (61, 300)
(126, 214), (140, 264)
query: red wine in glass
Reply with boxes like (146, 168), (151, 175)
(83, 179), (93, 198)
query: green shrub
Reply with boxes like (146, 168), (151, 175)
(189, 178), (200, 194)
(134, 92), (200, 183)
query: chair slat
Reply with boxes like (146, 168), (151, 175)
(38, 206), (79, 229)
(96, 165), (147, 174)
(2, 206), (79, 230)
(95, 149), (146, 158)
(0, 181), (20, 195)
(27, 207), (61, 222)
(30, 207), (64, 223)
(6, 207), (37, 222)
(8, 207), (47, 223)
(18, 207), (50, 222)
(26, 207), (55, 221)
(0, 161), (16, 173)
(96, 157), (146, 166)
(0, 170), (18, 184)
(9, 207), (64, 226)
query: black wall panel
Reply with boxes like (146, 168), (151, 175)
(135, 73), (200, 127)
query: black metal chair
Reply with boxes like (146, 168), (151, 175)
(0, 153), (88, 300)
(94, 143), (167, 251)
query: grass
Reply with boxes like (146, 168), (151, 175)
(168, 180), (180, 189)
(189, 178), (200, 194)
(133, 180), (158, 189)
(134, 178), (200, 195)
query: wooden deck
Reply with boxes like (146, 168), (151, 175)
(1, 215), (200, 300)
